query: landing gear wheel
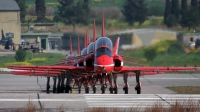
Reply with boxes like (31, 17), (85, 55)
(46, 85), (50, 94)
(57, 86), (60, 93)
(137, 87), (141, 94)
(135, 86), (141, 94)
(85, 87), (89, 93)
(101, 87), (105, 94)
(61, 85), (64, 93)
(123, 87), (128, 94)
(65, 85), (71, 93)
(114, 87), (118, 94)
(93, 87), (96, 94)
(109, 88), (113, 94)
(53, 87), (56, 93)
(78, 87), (81, 94)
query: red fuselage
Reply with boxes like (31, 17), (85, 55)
(94, 54), (114, 74)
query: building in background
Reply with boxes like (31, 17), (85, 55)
(21, 32), (63, 50)
(0, 0), (21, 49)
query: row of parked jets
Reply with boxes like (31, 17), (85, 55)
(7, 13), (200, 94)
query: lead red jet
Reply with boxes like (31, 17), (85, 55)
(8, 13), (200, 94)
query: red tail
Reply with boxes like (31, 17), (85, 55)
(87, 28), (89, 45)
(113, 37), (120, 55)
(93, 19), (96, 42)
(84, 32), (87, 48)
(102, 12), (105, 37)
(77, 36), (80, 55)
(70, 36), (73, 54)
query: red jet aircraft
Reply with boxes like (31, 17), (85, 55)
(8, 13), (200, 94)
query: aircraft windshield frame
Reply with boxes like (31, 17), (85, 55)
(87, 42), (95, 54)
(95, 47), (112, 57)
(66, 54), (75, 58)
(95, 37), (113, 51)
(81, 48), (87, 55)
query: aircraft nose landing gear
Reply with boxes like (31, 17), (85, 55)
(101, 84), (107, 94)
(46, 77), (50, 94)
(135, 70), (141, 94)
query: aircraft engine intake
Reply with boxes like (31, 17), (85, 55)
(113, 55), (123, 71)
(84, 54), (94, 71)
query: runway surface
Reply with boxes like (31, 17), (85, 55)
(0, 74), (200, 111)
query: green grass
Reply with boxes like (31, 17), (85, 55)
(120, 49), (200, 66)
(0, 52), (65, 67)
(167, 86), (200, 94)
(119, 40), (200, 67)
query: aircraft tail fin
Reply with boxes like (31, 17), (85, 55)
(102, 12), (105, 37)
(93, 19), (96, 42)
(113, 37), (120, 55)
(77, 36), (80, 55)
(70, 36), (73, 54)
(84, 33), (87, 48)
(87, 28), (89, 45)
(84, 32), (87, 48)
(1, 29), (6, 40)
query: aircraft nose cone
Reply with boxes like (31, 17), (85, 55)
(94, 55), (114, 73)
(96, 55), (113, 65)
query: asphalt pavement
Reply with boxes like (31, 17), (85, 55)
(0, 73), (200, 111)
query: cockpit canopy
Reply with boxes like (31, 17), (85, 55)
(81, 48), (87, 55)
(87, 42), (95, 54)
(95, 37), (113, 57)
(66, 54), (75, 58)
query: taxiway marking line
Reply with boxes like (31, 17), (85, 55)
(0, 99), (86, 101)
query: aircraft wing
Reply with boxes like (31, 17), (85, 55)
(7, 65), (85, 77)
(8, 65), (84, 70)
(120, 66), (199, 72)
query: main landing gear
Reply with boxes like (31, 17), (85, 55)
(46, 71), (141, 94)
(135, 70), (141, 94)
(101, 74), (107, 94)
(51, 71), (72, 94)
(123, 73), (129, 94)
(46, 77), (50, 94)
(65, 71), (72, 93)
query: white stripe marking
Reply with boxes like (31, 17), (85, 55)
(142, 78), (199, 80)
(94, 64), (114, 67)
(0, 99), (86, 101)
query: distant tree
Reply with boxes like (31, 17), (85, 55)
(15, 0), (26, 22)
(179, 7), (200, 30)
(165, 14), (177, 28)
(144, 47), (157, 61)
(54, 0), (90, 32)
(181, 0), (187, 13)
(149, 6), (164, 16)
(74, 0), (90, 25)
(35, 0), (46, 21)
(164, 0), (171, 25)
(122, 0), (148, 25)
(191, 0), (198, 8)
(136, 0), (148, 25)
(171, 0), (180, 21)
(180, 0), (187, 28)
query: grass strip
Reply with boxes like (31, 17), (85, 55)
(167, 86), (200, 94)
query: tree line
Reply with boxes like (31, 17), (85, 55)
(15, 0), (200, 30)
(164, 0), (200, 30)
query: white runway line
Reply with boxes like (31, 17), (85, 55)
(142, 78), (199, 79)
(84, 94), (200, 108)
(0, 99), (86, 102)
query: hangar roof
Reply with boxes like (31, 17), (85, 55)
(0, 0), (20, 11)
